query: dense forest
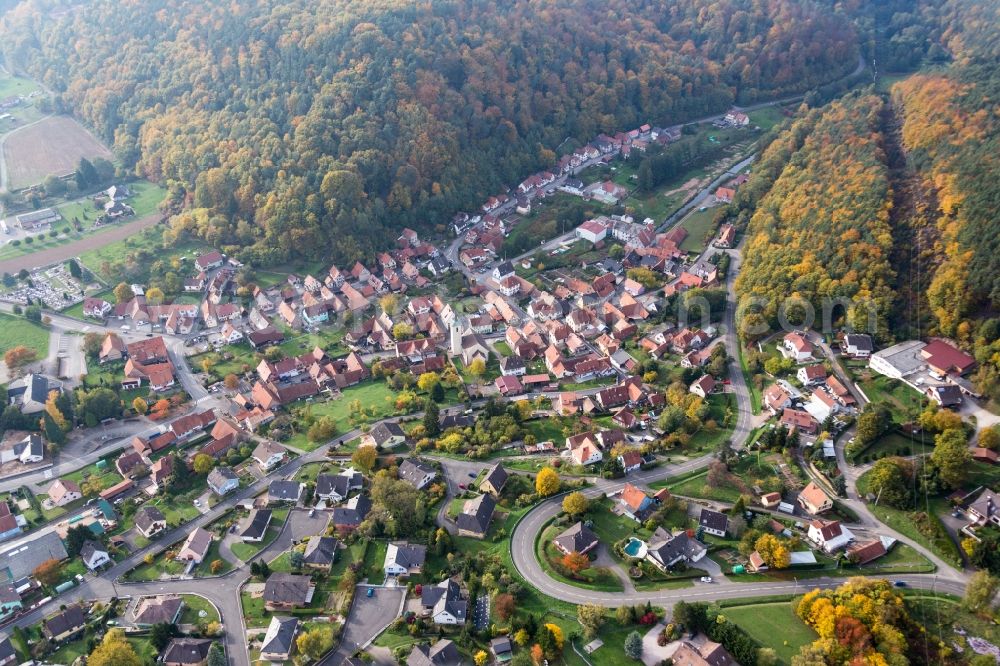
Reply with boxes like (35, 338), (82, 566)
(0, 0), (860, 265)
(733, 93), (895, 339)
(889, 0), (1000, 401)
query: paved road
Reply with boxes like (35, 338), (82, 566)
(507, 225), (969, 609)
(322, 586), (405, 665)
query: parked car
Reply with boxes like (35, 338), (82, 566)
(700, 576), (713, 583)
(367, 588), (375, 598)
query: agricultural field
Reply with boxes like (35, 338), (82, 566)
(3, 116), (112, 190)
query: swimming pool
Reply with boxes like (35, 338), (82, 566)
(623, 537), (647, 558)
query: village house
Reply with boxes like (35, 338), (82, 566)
(163, 639), (214, 666)
(479, 463), (508, 496)
(421, 578), (468, 625)
(553, 522), (600, 556)
(362, 421), (406, 449)
(843, 333), (873, 358)
(252, 440), (287, 470)
(315, 469), (364, 504)
(301, 536), (339, 572)
(260, 616), (299, 662)
(239, 509), (273, 542)
(46, 479), (82, 507)
(207, 466), (240, 496)
(698, 508), (729, 537)
(645, 527), (707, 572)
(176, 528), (213, 564)
(690, 374), (716, 398)
(782, 331), (815, 362)
(263, 573), (315, 610)
(807, 519), (854, 553)
(398, 458), (437, 490)
(135, 506), (168, 538)
(80, 540), (112, 571)
(619, 483), (654, 522)
(798, 481), (833, 515)
(384, 542), (427, 577)
(781, 408), (818, 435)
(456, 493), (496, 538)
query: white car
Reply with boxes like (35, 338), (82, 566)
(700, 576), (713, 583)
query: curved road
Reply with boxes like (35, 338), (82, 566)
(508, 235), (969, 608)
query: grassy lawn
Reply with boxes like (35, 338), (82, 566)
(654, 469), (742, 503)
(587, 498), (650, 546)
(524, 418), (567, 443)
(285, 381), (402, 450)
(0, 72), (40, 98)
(875, 72), (915, 94)
(192, 346), (260, 383)
(60, 459), (122, 493)
(361, 540), (388, 584)
(180, 594), (221, 624)
(502, 193), (610, 256)
(50, 634), (156, 666)
(857, 374), (928, 421)
(905, 594), (1000, 654)
(748, 106), (790, 131)
(726, 601), (816, 665)
(146, 491), (204, 527)
(56, 181), (165, 228)
(678, 207), (719, 253)
(194, 539), (236, 576)
(852, 431), (931, 463)
(738, 344), (762, 414)
(0, 312), (50, 358)
(77, 226), (207, 283)
(856, 470), (961, 568)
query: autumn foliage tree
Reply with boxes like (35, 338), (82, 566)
(535, 467), (560, 496)
(562, 491), (588, 517)
(494, 593), (515, 621)
(4, 345), (36, 373)
(561, 551), (590, 574)
(754, 534), (790, 569)
(32, 559), (63, 586)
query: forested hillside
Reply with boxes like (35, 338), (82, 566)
(890, 0), (1000, 401)
(0, 0), (858, 265)
(734, 93), (895, 339)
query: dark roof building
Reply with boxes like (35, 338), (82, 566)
(134, 595), (184, 625)
(43, 605), (86, 640)
(332, 495), (372, 529)
(479, 463), (508, 496)
(398, 459), (437, 490)
(552, 522), (599, 555)
(407, 639), (463, 666)
(698, 508), (729, 537)
(267, 480), (304, 503)
(455, 493), (496, 537)
(263, 573), (314, 608)
(239, 509), (273, 541)
(302, 536), (338, 569)
(163, 638), (214, 666)
(260, 616), (299, 660)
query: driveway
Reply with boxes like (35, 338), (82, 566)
(321, 586), (405, 665)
